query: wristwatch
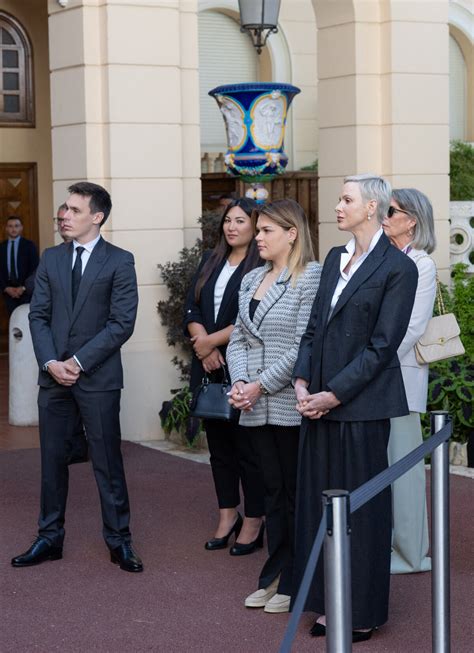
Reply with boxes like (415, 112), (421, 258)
(257, 378), (269, 395)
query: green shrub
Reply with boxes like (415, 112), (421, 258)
(300, 158), (318, 172)
(157, 210), (221, 444)
(422, 263), (474, 443)
(450, 140), (474, 201)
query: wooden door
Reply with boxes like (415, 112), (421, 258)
(0, 163), (38, 353)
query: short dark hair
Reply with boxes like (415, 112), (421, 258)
(7, 215), (22, 224)
(67, 182), (112, 226)
(57, 203), (67, 214)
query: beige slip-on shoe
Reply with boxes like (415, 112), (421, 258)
(244, 576), (280, 608)
(263, 593), (291, 613)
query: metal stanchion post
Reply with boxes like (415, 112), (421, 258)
(323, 490), (352, 653)
(431, 411), (451, 653)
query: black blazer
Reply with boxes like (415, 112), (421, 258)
(29, 237), (138, 391)
(293, 232), (418, 421)
(0, 237), (39, 290)
(184, 251), (256, 390)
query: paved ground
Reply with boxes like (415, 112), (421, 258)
(1, 355), (473, 652)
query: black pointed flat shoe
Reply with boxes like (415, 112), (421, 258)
(205, 512), (243, 550)
(310, 621), (375, 643)
(229, 522), (265, 556)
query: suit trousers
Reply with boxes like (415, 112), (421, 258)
(388, 412), (431, 573)
(37, 384), (131, 548)
(293, 418), (391, 629)
(245, 424), (300, 596)
(204, 419), (264, 517)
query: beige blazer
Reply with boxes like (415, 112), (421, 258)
(397, 249), (436, 413)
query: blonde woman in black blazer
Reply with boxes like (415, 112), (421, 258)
(292, 175), (418, 642)
(227, 200), (321, 614)
(184, 198), (265, 555)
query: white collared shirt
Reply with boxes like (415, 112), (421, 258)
(72, 234), (101, 273)
(328, 228), (384, 320)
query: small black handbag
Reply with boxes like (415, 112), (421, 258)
(190, 365), (240, 422)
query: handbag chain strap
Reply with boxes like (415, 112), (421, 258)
(435, 274), (446, 316)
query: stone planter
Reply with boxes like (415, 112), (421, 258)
(449, 440), (468, 466)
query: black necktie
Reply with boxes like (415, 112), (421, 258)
(72, 246), (85, 306)
(9, 241), (18, 283)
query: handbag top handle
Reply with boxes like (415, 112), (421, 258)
(202, 363), (232, 387)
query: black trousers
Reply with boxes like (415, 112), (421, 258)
(204, 419), (264, 518)
(246, 424), (300, 596)
(292, 418), (391, 629)
(37, 384), (131, 549)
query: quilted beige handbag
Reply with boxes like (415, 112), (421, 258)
(415, 276), (465, 364)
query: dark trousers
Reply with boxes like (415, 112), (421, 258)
(246, 424), (300, 596)
(37, 384), (131, 549)
(293, 418), (391, 629)
(204, 419), (264, 518)
(3, 292), (29, 316)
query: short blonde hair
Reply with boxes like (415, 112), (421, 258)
(255, 199), (315, 285)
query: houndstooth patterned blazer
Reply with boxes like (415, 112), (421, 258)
(226, 260), (321, 427)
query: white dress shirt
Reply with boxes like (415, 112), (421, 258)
(328, 228), (384, 320)
(214, 260), (238, 321)
(72, 234), (101, 272)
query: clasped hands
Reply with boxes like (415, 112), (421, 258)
(4, 286), (25, 299)
(47, 358), (81, 387)
(190, 334), (224, 373)
(294, 380), (341, 420)
(228, 381), (262, 412)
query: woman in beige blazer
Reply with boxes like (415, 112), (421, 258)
(227, 199), (321, 614)
(382, 187), (437, 574)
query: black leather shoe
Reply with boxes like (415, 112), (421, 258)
(310, 621), (375, 643)
(229, 521), (265, 556)
(11, 537), (63, 567)
(110, 543), (143, 573)
(205, 513), (243, 551)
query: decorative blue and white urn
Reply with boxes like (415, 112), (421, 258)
(209, 82), (300, 182)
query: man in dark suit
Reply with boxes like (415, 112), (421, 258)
(0, 216), (39, 315)
(11, 182), (143, 572)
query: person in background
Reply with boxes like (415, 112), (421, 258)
(292, 174), (418, 642)
(0, 216), (39, 315)
(184, 198), (265, 555)
(382, 187), (437, 574)
(227, 199), (321, 614)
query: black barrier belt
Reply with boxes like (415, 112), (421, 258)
(279, 420), (452, 653)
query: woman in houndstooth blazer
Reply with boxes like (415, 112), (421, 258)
(227, 199), (321, 614)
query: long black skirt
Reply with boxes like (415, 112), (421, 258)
(292, 418), (391, 629)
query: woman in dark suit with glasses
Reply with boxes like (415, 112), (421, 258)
(184, 198), (264, 555)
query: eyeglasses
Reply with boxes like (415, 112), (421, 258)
(387, 206), (411, 218)
(53, 217), (65, 223)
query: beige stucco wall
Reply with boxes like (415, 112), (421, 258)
(48, 0), (201, 441)
(0, 0), (53, 249)
(313, 0), (451, 282)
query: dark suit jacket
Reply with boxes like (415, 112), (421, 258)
(29, 237), (138, 391)
(293, 232), (418, 421)
(0, 237), (39, 290)
(184, 251), (256, 390)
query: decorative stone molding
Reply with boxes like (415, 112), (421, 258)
(450, 201), (474, 273)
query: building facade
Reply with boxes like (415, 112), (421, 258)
(0, 0), (472, 440)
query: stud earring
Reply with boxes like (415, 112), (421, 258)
(368, 214), (372, 221)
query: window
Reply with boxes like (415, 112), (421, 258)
(199, 11), (258, 152)
(449, 34), (466, 141)
(0, 13), (34, 127)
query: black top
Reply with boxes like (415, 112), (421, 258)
(249, 298), (260, 322)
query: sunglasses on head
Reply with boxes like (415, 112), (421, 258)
(387, 206), (411, 218)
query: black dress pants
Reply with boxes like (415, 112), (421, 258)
(37, 384), (131, 549)
(204, 419), (264, 518)
(246, 424), (300, 596)
(293, 418), (391, 629)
